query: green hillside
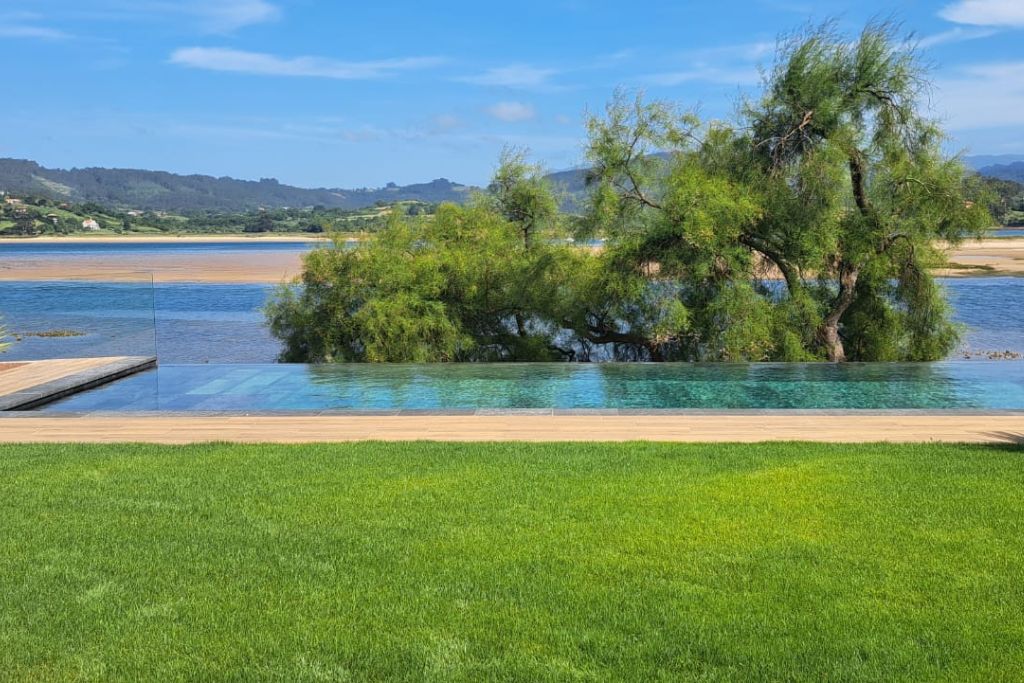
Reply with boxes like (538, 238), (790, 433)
(0, 158), (474, 212)
(0, 193), (436, 237)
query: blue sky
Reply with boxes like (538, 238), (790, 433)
(2, 0), (1023, 188)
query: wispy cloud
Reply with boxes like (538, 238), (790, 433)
(431, 114), (462, 131)
(0, 12), (71, 40)
(914, 26), (998, 48)
(114, 0), (280, 32)
(685, 41), (775, 62)
(643, 66), (761, 87)
(940, 0), (1024, 28)
(169, 47), (446, 80)
(190, 0), (279, 32)
(933, 61), (1024, 129)
(0, 24), (70, 40)
(486, 102), (537, 122)
(459, 65), (560, 89)
(640, 41), (772, 87)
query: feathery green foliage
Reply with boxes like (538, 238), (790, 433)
(266, 171), (577, 362)
(269, 21), (990, 363)
(582, 22), (990, 361)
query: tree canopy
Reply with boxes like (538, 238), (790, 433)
(267, 21), (990, 364)
(266, 183), (578, 362)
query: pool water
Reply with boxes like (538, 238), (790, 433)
(40, 362), (1024, 412)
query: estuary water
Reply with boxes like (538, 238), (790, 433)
(0, 278), (1021, 363)
(0, 239), (1022, 363)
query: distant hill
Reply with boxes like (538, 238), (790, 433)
(0, 158), (475, 212)
(5, 153), (1018, 214)
(964, 155), (1024, 171)
(976, 161), (1024, 184)
(544, 153), (674, 211)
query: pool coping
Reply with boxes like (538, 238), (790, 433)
(1, 411), (1021, 444)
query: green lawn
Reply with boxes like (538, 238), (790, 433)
(1, 442), (1022, 681)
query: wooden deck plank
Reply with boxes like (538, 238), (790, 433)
(0, 414), (1020, 443)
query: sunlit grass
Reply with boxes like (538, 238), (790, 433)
(1, 442), (1022, 681)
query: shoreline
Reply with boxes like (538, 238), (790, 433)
(1, 237), (1022, 284)
(0, 233), (333, 244)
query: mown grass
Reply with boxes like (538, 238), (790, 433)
(1, 442), (1022, 681)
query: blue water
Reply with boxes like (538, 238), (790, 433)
(39, 361), (1024, 411)
(0, 240), (319, 256)
(992, 229), (1024, 238)
(1, 277), (1022, 364)
(0, 282), (276, 363)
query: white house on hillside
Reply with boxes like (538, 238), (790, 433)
(82, 218), (100, 230)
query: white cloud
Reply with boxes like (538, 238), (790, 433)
(914, 26), (998, 49)
(687, 41), (775, 62)
(486, 102), (536, 123)
(90, 1), (280, 32)
(170, 47), (446, 80)
(643, 66), (761, 87)
(940, 0), (1024, 27)
(0, 24), (70, 40)
(192, 0), (279, 31)
(639, 41), (772, 88)
(432, 114), (461, 131)
(0, 12), (70, 40)
(460, 65), (559, 88)
(933, 62), (1024, 129)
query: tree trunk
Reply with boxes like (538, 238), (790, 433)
(515, 313), (528, 338)
(818, 262), (859, 362)
(819, 318), (846, 362)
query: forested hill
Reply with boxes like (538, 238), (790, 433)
(3, 154), (1022, 213)
(976, 161), (1024, 184)
(0, 158), (474, 212)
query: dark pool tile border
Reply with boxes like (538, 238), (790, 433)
(0, 357), (157, 411)
(6, 408), (1024, 418)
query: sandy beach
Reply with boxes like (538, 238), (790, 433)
(0, 251), (307, 283)
(935, 238), (1024, 277)
(1, 236), (1022, 283)
(3, 234), (332, 244)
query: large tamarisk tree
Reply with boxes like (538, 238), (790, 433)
(742, 22), (990, 361)
(582, 23), (990, 362)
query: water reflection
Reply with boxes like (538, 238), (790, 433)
(41, 361), (1024, 412)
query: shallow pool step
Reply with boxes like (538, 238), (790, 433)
(0, 356), (157, 411)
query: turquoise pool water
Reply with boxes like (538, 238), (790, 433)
(40, 362), (1024, 412)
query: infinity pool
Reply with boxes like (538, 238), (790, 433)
(39, 362), (1024, 412)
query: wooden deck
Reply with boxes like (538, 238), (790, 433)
(0, 413), (1021, 444)
(0, 357), (157, 411)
